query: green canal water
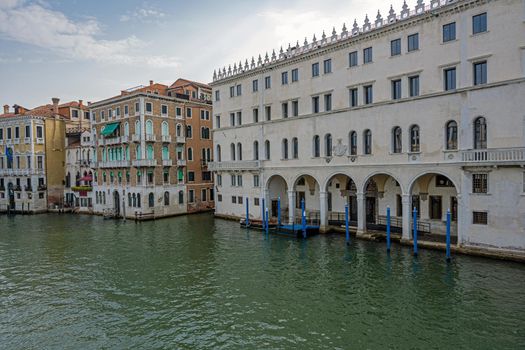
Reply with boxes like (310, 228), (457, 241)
(0, 214), (524, 349)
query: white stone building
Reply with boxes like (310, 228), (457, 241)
(209, 0), (525, 254)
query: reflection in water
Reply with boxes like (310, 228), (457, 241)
(0, 213), (524, 349)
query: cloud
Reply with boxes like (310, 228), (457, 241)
(120, 4), (166, 23)
(0, 0), (178, 68)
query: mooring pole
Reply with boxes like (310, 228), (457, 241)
(446, 208), (451, 262)
(246, 197), (249, 227)
(262, 198), (265, 228)
(386, 206), (391, 252)
(277, 196), (281, 228)
(345, 204), (350, 245)
(265, 207), (269, 235)
(413, 207), (418, 256)
(301, 198), (306, 239)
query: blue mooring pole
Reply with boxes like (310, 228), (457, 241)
(446, 209), (451, 262)
(246, 197), (249, 227)
(277, 197), (281, 228)
(265, 207), (269, 235)
(413, 207), (418, 256)
(301, 198), (306, 239)
(345, 204), (350, 245)
(262, 198), (265, 229)
(386, 206), (391, 252)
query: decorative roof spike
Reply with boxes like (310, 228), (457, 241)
(303, 37), (308, 48)
(233, 63), (237, 74)
(271, 49), (276, 61)
(251, 56), (256, 69)
(280, 46), (283, 54)
(375, 10), (383, 28)
(431, 0), (439, 9)
(239, 60), (243, 71)
(227, 65), (232, 76)
(244, 59), (249, 71)
(321, 30), (327, 44)
(415, 0), (425, 13)
(296, 40), (300, 48)
(213, 70), (217, 81)
(264, 52), (269, 63)
(363, 14), (371, 31)
(287, 43), (291, 52)
(341, 23), (348, 37)
(222, 67), (226, 76)
(387, 5), (397, 23)
(352, 19), (359, 35)
(279, 46), (285, 59)
(401, 0), (409, 18)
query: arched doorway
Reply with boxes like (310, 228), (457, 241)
(7, 182), (15, 211)
(113, 190), (120, 217)
(409, 173), (458, 242)
(362, 173), (403, 232)
(324, 174), (357, 227)
(266, 175), (288, 219)
(293, 175), (321, 226)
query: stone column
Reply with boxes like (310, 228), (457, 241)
(287, 190), (296, 224)
(319, 191), (327, 229)
(140, 96), (146, 160)
(402, 193), (411, 240)
(356, 192), (366, 235)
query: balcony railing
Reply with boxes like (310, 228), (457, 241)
(121, 135), (130, 143)
(162, 159), (173, 166)
(97, 160), (130, 168)
(176, 136), (186, 143)
(207, 160), (261, 171)
(0, 168), (44, 176)
(36, 137), (44, 144)
(104, 136), (121, 145)
(24, 137), (31, 144)
(177, 159), (187, 166)
(133, 159), (157, 167)
(132, 134), (141, 142)
(145, 134), (156, 142)
(461, 147), (525, 164)
(161, 135), (172, 143)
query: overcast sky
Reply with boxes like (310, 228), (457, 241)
(0, 0), (407, 107)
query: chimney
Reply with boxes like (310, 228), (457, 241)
(3, 105), (8, 114)
(52, 97), (60, 115)
(78, 99), (83, 108)
(149, 80), (154, 86)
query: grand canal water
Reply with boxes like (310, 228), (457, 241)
(0, 213), (524, 349)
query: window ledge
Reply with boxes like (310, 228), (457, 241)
(441, 39), (458, 45)
(470, 192), (491, 196)
(470, 30), (489, 38)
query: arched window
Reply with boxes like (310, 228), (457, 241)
(161, 121), (168, 136)
(148, 192), (154, 207)
(237, 143), (242, 161)
(392, 126), (402, 153)
(349, 131), (357, 155)
(164, 191), (170, 206)
(178, 190), (184, 204)
(364, 129), (372, 155)
(162, 145), (169, 160)
(230, 143), (236, 161)
(145, 119), (153, 135)
(446, 121), (458, 150)
(147, 144), (154, 159)
(216, 144), (222, 162)
(282, 138), (289, 159)
(313, 135), (320, 157)
(325, 134), (332, 157)
(137, 193), (141, 208)
(103, 192), (106, 204)
(187, 147), (193, 161)
(176, 124), (182, 137)
(186, 125), (192, 138)
(132, 193), (136, 207)
(253, 141), (259, 160)
(124, 122), (129, 136)
(135, 120), (141, 135)
(292, 137), (298, 159)
(474, 117), (487, 149)
(125, 145), (130, 160)
(410, 125), (420, 152)
(265, 140), (271, 160)
(135, 144), (141, 159)
(128, 193), (132, 207)
(206, 148), (211, 162)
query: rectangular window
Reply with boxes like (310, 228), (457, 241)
(215, 90), (220, 101)
(349, 88), (358, 107)
(291, 68), (299, 82)
(124, 105), (129, 116)
(217, 174), (222, 186)
(230, 113), (235, 127)
(254, 197), (259, 206)
(218, 194), (223, 202)
(36, 126), (43, 138)
(238, 196), (243, 205)
(407, 33), (419, 52)
(253, 174), (260, 187)
(145, 102), (152, 114)
(472, 173), (488, 193)
(188, 190), (195, 203)
(409, 75), (420, 97)
(391, 79), (402, 100)
(364, 85), (373, 104)
(236, 111), (242, 125)
(443, 22), (456, 42)
(188, 171), (195, 182)
(264, 76), (271, 89)
(161, 105), (168, 116)
(237, 175), (243, 187)
(0, 128), (3, 140)
(282, 102), (289, 118)
(292, 100), (299, 117)
(115, 107), (120, 117)
(215, 115), (221, 128)
(236, 84), (242, 96)
(230, 86), (235, 97)
(473, 211), (488, 225)
(323, 59), (332, 74)
(187, 108), (192, 118)
(281, 71), (288, 85)
(473, 13), (487, 34)
(135, 102), (140, 115)
(265, 106), (271, 121)
(252, 79), (258, 92)
(349, 51), (358, 67)
(444, 67), (456, 91)
(253, 108), (259, 123)
(312, 96), (320, 113)
(429, 196), (442, 220)
(176, 107), (182, 118)
(24, 125), (30, 137)
(312, 63), (319, 77)
(14, 127), (19, 139)
(201, 189), (207, 202)
(473, 61), (487, 85)
(396, 195), (402, 217)
(391, 38), (401, 56)
(363, 47), (372, 63)
(324, 94), (332, 111)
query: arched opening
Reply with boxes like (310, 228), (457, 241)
(216, 144), (222, 162)
(113, 190), (120, 216)
(409, 172), (458, 242)
(292, 175), (321, 225)
(473, 116), (487, 149)
(253, 141), (259, 160)
(266, 175), (288, 220)
(148, 192), (154, 208)
(325, 174), (358, 227)
(362, 173), (403, 232)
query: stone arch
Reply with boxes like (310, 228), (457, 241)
(322, 172), (359, 225)
(265, 174), (290, 219)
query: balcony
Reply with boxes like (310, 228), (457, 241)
(97, 160), (130, 168)
(121, 135), (130, 143)
(36, 137), (44, 144)
(177, 159), (187, 166)
(104, 136), (121, 145)
(176, 136), (186, 144)
(24, 137), (31, 144)
(161, 135), (172, 143)
(13, 138), (20, 145)
(162, 159), (173, 166)
(132, 134), (141, 142)
(460, 147), (525, 165)
(133, 159), (157, 167)
(145, 134), (156, 142)
(207, 160), (261, 171)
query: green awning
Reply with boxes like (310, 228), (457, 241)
(101, 122), (120, 136)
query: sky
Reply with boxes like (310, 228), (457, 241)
(0, 0), (407, 108)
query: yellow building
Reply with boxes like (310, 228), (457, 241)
(0, 99), (66, 213)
